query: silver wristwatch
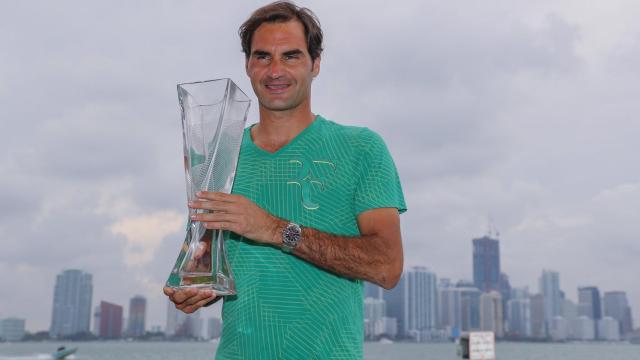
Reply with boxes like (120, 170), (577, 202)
(281, 222), (302, 253)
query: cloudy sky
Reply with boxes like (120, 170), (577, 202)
(1, 0), (639, 332)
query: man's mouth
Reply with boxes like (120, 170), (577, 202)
(265, 83), (290, 92)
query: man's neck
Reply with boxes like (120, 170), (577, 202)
(251, 106), (316, 153)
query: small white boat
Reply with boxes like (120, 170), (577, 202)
(52, 346), (78, 360)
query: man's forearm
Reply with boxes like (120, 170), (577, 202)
(188, 192), (403, 289)
(272, 219), (403, 289)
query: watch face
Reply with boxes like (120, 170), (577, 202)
(283, 223), (301, 248)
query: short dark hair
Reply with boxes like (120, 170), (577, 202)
(239, 1), (323, 62)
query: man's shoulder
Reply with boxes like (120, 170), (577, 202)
(316, 115), (383, 145)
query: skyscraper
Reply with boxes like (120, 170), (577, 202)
(98, 301), (123, 339)
(506, 297), (531, 338)
(529, 294), (546, 338)
(166, 299), (201, 338)
(405, 267), (438, 335)
(50, 269), (93, 338)
(127, 295), (147, 337)
(459, 285), (481, 332)
(539, 270), (562, 329)
(498, 272), (511, 324)
(383, 274), (406, 338)
(480, 291), (503, 337)
(603, 291), (634, 336)
(166, 299), (188, 337)
(578, 286), (602, 320)
(364, 297), (386, 339)
(578, 286), (602, 337)
(438, 283), (462, 337)
(472, 236), (500, 292)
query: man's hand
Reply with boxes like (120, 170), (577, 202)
(188, 191), (283, 245)
(163, 287), (218, 314)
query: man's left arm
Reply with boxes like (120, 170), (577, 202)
(189, 192), (403, 289)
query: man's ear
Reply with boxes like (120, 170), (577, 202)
(245, 58), (250, 75)
(312, 56), (321, 78)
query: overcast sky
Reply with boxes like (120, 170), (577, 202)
(1, 0), (639, 332)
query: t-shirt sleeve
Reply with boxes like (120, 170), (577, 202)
(353, 128), (407, 215)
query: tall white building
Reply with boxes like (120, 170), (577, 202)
(597, 317), (620, 341)
(550, 316), (569, 341)
(364, 297), (386, 339)
(480, 291), (503, 337)
(405, 267), (438, 335)
(572, 316), (595, 340)
(539, 270), (561, 329)
(507, 298), (531, 338)
(439, 282), (481, 336)
(166, 300), (202, 338)
(50, 269), (93, 338)
(603, 291), (634, 336)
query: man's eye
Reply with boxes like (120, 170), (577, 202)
(284, 55), (299, 61)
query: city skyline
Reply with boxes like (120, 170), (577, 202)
(363, 233), (635, 341)
(2, 249), (634, 341)
(2, 0), (640, 332)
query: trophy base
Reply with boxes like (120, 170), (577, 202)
(166, 272), (236, 296)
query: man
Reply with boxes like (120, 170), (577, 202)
(164, 1), (406, 358)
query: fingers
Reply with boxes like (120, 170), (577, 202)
(181, 294), (218, 314)
(164, 287), (218, 314)
(189, 199), (235, 212)
(192, 212), (237, 223)
(163, 286), (175, 297)
(171, 287), (199, 303)
(194, 191), (238, 203)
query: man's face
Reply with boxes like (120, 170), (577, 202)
(246, 20), (320, 113)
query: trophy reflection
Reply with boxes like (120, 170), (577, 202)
(166, 78), (250, 295)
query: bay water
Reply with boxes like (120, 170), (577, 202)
(1, 341), (639, 360)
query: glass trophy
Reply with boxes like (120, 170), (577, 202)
(166, 78), (250, 295)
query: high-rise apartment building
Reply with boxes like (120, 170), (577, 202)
(364, 297), (386, 339)
(405, 267), (438, 334)
(578, 286), (602, 320)
(98, 301), (123, 338)
(383, 275), (406, 338)
(578, 286), (602, 337)
(127, 295), (147, 337)
(50, 269), (93, 338)
(539, 270), (562, 328)
(529, 294), (546, 338)
(457, 281), (481, 333)
(166, 299), (202, 338)
(472, 236), (500, 292)
(597, 317), (620, 341)
(480, 291), (503, 337)
(603, 291), (634, 336)
(438, 283), (462, 336)
(506, 297), (531, 338)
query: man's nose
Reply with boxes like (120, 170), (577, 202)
(269, 59), (284, 78)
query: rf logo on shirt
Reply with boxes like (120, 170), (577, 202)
(287, 159), (336, 210)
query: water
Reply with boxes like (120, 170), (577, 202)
(1, 341), (639, 360)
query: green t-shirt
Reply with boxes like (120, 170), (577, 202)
(216, 115), (406, 360)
